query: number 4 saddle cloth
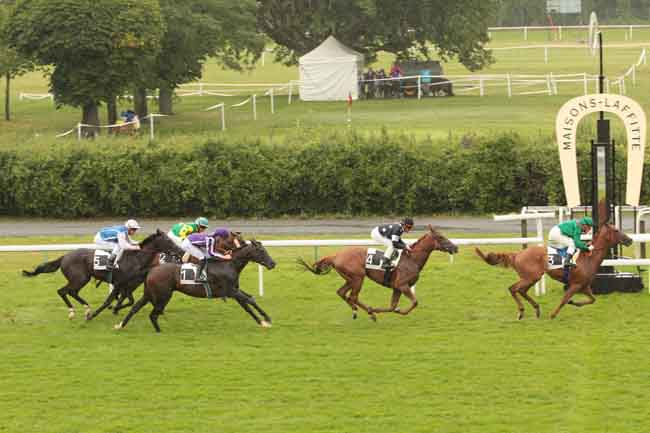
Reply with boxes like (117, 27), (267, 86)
(364, 248), (403, 271)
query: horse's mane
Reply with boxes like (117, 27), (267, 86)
(139, 232), (159, 248)
(410, 229), (443, 250)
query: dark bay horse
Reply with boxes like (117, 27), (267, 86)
(298, 225), (458, 320)
(476, 222), (632, 320)
(22, 230), (184, 320)
(94, 230), (245, 318)
(115, 240), (276, 332)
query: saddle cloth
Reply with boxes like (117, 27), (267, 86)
(546, 246), (573, 270)
(179, 263), (201, 285)
(365, 248), (403, 271)
(93, 250), (111, 271)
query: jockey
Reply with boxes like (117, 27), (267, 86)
(181, 228), (234, 282)
(93, 219), (141, 283)
(548, 216), (594, 271)
(168, 217), (209, 247)
(371, 217), (414, 270)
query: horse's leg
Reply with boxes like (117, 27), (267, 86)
(371, 289), (402, 314)
(57, 285), (76, 319)
(86, 286), (121, 321)
(149, 292), (172, 333)
(508, 281), (526, 320)
(394, 285), (418, 315)
(112, 292), (135, 314)
(568, 286), (596, 307)
(518, 281), (541, 318)
(335, 282), (356, 316)
(238, 291), (272, 326)
(347, 283), (377, 322)
(114, 295), (150, 330)
(550, 285), (581, 319)
(68, 291), (92, 319)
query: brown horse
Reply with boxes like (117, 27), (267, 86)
(476, 221), (633, 320)
(298, 225), (458, 320)
(115, 240), (276, 332)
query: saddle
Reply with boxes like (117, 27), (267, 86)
(546, 246), (566, 270)
(364, 248), (403, 271)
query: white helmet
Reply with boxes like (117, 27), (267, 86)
(125, 219), (141, 230)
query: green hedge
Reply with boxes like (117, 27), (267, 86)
(0, 133), (648, 217)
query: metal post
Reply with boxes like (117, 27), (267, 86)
(270, 88), (275, 114)
(641, 221), (647, 258)
(220, 104), (226, 131)
(417, 76), (422, 99)
(506, 74), (512, 98)
(288, 82), (293, 105)
(77, 123), (82, 141)
(258, 265), (264, 296)
(479, 77), (484, 97)
(521, 220), (528, 249)
(252, 94), (257, 120)
(149, 115), (154, 141)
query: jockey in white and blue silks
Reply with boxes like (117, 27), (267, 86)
(93, 219), (141, 283)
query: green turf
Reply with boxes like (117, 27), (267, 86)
(2, 30), (650, 147)
(1, 235), (649, 433)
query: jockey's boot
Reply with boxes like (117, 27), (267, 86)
(105, 253), (117, 284)
(562, 255), (574, 285)
(196, 258), (208, 282)
(381, 255), (393, 271)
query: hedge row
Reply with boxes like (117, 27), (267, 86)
(0, 133), (647, 217)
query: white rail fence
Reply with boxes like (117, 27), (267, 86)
(487, 24), (650, 41)
(2, 222), (649, 297)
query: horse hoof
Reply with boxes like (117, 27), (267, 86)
(260, 320), (272, 328)
(369, 314), (377, 322)
(517, 312), (524, 320)
(68, 310), (75, 320)
(393, 308), (401, 314)
(113, 322), (123, 330)
(535, 308), (541, 319)
(352, 312), (357, 320)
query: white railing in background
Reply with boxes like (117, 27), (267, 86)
(487, 24), (650, 41)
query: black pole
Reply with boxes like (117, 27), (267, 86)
(599, 32), (604, 119)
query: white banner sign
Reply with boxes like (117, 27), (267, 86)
(556, 93), (646, 207)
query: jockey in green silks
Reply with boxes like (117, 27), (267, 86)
(548, 216), (594, 271)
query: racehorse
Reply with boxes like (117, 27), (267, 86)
(475, 217), (633, 320)
(89, 230), (244, 320)
(22, 230), (184, 320)
(297, 225), (458, 320)
(115, 240), (276, 332)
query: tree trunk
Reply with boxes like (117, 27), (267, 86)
(107, 95), (118, 128)
(158, 84), (174, 115)
(134, 87), (148, 118)
(81, 102), (100, 138)
(4, 73), (10, 121)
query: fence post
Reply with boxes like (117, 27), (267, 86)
(417, 76), (422, 100)
(641, 220), (647, 259)
(270, 88), (275, 114)
(506, 74), (512, 97)
(288, 82), (293, 105)
(77, 123), (82, 141)
(479, 77), (484, 96)
(583, 73), (588, 95)
(258, 265), (264, 296)
(149, 115), (154, 141)
(252, 94), (257, 120)
(521, 219), (528, 249)
(630, 25), (634, 40)
(220, 104), (226, 131)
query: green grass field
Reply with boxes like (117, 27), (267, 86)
(1, 234), (650, 433)
(2, 28), (650, 147)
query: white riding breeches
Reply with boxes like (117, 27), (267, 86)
(181, 238), (205, 260)
(93, 234), (120, 255)
(548, 226), (576, 255)
(371, 227), (395, 258)
(167, 231), (184, 248)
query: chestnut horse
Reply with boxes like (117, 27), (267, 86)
(298, 225), (458, 320)
(476, 221), (632, 320)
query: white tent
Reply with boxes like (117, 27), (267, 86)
(298, 36), (364, 101)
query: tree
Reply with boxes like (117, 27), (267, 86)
(151, 0), (264, 115)
(0, 2), (34, 121)
(7, 0), (164, 128)
(258, 0), (495, 71)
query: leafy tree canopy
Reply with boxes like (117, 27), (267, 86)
(258, 0), (495, 71)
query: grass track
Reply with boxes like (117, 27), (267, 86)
(1, 236), (650, 433)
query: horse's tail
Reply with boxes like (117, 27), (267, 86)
(22, 256), (64, 277)
(475, 248), (516, 269)
(296, 256), (334, 275)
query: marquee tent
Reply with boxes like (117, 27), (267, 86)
(298, 36), (364, 101)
